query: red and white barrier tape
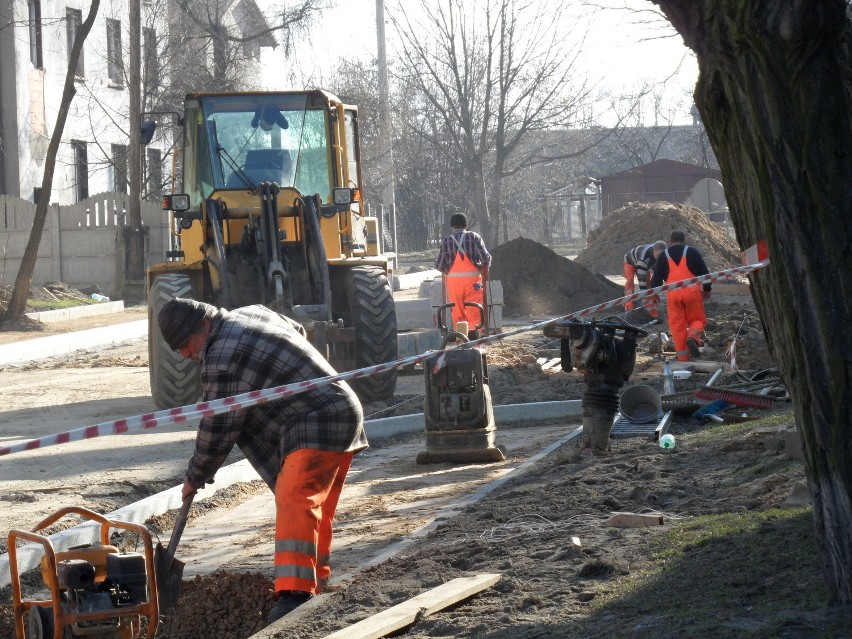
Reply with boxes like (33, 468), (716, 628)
(0, 259), (769, 457)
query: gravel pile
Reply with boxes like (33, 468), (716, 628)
(490, 238), (623, 317)
(160, 571), (275, 639)
(575, 201), (742, 275)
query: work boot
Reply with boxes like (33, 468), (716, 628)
(268, 591), (312, 623)
(686, 337), (701, 359)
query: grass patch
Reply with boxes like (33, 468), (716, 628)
(688, 408), (796, 447)
(27, 298), (99, 310)
(587, 508), (829, 638)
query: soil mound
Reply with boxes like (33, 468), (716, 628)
(491, 238), (622, 317)
(575, 201), (742, 275)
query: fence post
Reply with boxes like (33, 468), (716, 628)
(50, 202), (61, 282)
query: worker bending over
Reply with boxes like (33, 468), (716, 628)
(623, 240), (667, 317)
(158, 299), (367, 624)
(650, 230), (712, 361)
(434, 213), (492, 338)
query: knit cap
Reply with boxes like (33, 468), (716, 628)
(157, 298), (213, 351)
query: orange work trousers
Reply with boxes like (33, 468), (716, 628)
(274, 448), (354, 595)
(447, 254), (484, 330)
(667, 286), (706, 361)
(623, 263), (658, 317)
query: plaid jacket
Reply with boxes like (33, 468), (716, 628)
(186, 305), (367, 491)
(434, 230), (492, 274)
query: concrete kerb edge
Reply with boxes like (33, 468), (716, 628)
(0, 401), (581, 588)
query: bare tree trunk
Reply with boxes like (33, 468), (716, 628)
(2, 0), (100, 322)
(653, 0), (852, 604)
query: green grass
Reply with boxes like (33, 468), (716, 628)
(27, 298), (99, 310)
(584, 508), (828, 638)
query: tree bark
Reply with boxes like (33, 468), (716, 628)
(652, 0), (852, 604)
(2, 0), (100, 321)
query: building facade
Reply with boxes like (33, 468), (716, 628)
(0, 0), (174, 204)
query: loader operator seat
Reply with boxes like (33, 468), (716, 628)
(227, 148), (293, 188)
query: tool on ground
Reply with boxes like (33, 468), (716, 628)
(662, 360), (676, 395)
(544, 319), (647, 451)
(693, 386), (775, 409)
(418, 320), (504, 464)
(153, 493), (193, 613)
(8, 506), (159, 639)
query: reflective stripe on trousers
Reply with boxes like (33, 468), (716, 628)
(274, 448), (354, 594)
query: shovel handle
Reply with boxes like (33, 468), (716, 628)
(165, 493), (193, 567)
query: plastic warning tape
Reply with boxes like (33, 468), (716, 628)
(0, 260), (769, 457)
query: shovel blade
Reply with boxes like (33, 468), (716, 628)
(154, 541), (186, 612)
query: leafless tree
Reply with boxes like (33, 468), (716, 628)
(653, 0), (852, 604)
(391, 0), (594, 247)
(2, 0), (101, 322)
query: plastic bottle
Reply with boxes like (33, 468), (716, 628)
(90, 293), (110, 302)
(662, 360), (676, 395)
(659, 434), (676, 449)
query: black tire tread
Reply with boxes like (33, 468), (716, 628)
(148, 274), (202, 409)
(345, 266), (398, 401)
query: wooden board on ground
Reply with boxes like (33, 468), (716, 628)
(321, 573), (502, 639)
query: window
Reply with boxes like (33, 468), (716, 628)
(28, 0), (43, 68)
(66, 8), (84, 77)
(145, 147), (162, 199)
(143, 27), (157, 91)
(111, 144), (128, 193)
(106, 18), (123, 85)
(71, 140), (89, 202)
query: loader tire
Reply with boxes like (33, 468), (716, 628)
(148, 274), (202, 409)
(345, 266), (398, 401)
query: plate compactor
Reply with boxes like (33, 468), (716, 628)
(8, 507), (160, 639)
(418, 309), (505, 464)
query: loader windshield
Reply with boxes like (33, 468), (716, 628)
(198, 94), (332, 199)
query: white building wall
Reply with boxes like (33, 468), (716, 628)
(7, 0), (166, 205)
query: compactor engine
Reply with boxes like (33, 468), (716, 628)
(145, 90), (397, 409)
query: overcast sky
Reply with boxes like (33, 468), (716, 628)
(261, 0), (698, 125)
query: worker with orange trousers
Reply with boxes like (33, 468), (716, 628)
(650, 229), (712, 361)
(435, 213), (492, 337)
(157, 298), (366, 624)
(623, 240), (667, 317)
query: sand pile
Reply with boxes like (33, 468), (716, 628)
(575, 201), (742, 275)
(490, 238), (623, 317)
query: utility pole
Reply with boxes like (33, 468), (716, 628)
(376, 0), (397, 254)
(125, 0), (146, 302)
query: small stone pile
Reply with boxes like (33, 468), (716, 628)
(160, 571), (275, 639)
(575, 201), (743, 275)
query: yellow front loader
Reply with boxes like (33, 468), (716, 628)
(145, 90), (397, 409)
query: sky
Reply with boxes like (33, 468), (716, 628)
(260, 0), (699, 125)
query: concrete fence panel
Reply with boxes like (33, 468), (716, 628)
(0, 193), (168, 299)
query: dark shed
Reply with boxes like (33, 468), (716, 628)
(599, 159), (723, 215)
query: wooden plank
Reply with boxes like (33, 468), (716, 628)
(606, 512), (665, 528)
(321, 573), (501, 639)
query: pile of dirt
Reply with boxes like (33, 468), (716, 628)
(490, 238), (623, 317)
(575, 201), (743, 275)
(160, 571), (275, 638)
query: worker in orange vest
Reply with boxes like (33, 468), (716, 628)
(435, 213), (492, 338)
(650, 229), (712, 361)
(623, 240), (667, 317)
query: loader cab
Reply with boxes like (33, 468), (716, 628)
(182, 92), (345, 206)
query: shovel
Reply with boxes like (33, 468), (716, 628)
(154, 493), (193, 612)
